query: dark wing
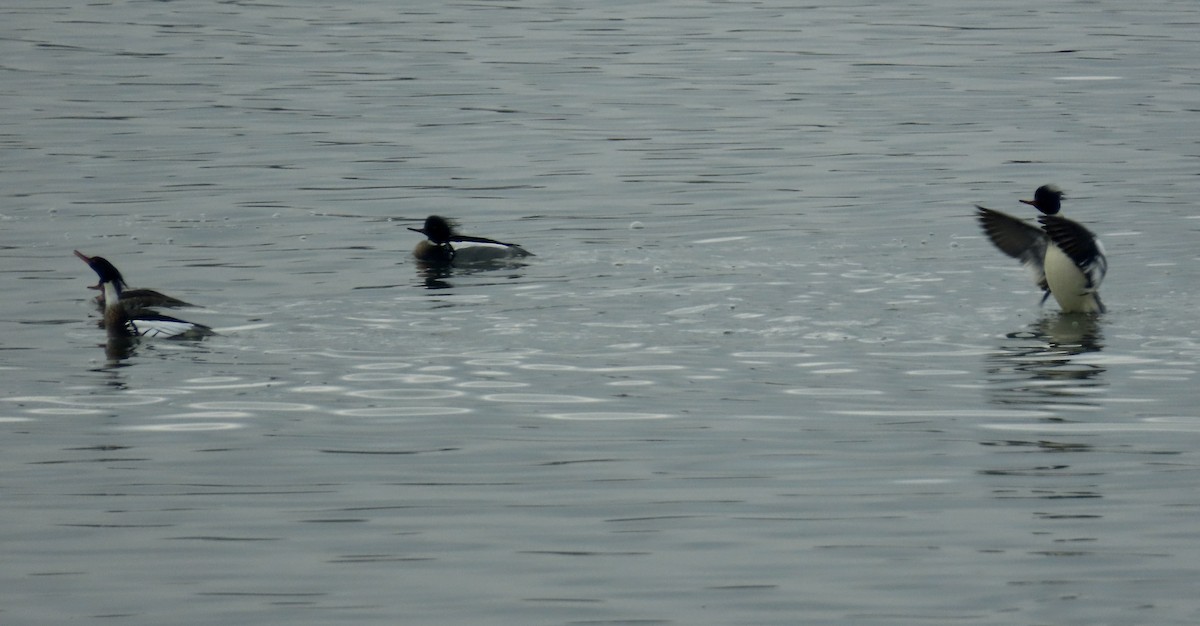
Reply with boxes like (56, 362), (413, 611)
(1038, 214), (1107, 289)
(976, 205), (1049, 290)
(450, 234), (522, 248)
(120, 288), (193, 309)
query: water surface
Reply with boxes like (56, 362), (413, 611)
(3, 1), (1200, 624)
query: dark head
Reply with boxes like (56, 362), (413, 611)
(1019, 185), (1064, 215)
(407, 215), (457, 245)
(74, 250), (127, 292)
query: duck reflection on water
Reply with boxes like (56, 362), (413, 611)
(984, 313), (1105, 412)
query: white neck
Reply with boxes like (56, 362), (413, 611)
(103, 281), (122, 310)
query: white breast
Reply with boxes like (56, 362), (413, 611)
(1043, 244), (1101, 313)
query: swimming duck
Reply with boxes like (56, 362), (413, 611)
(976, 185), (1107, 314)
(408, 215), (533, 266)
(73, 250), (192, 309)
(77, 253), (213, 339)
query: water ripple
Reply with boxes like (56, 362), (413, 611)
(981, 417), (1200, 433)
(347, 389), (466, 400)
(906, 369), (970, 376)
(341, 373), (455, 384)
(835, 409), (1058, 419)
(181, 378), (286, 391)
(464, 358), (525, 367)
(123, 423), (245, 432)
(352, 362), (415, 371)
(785, 388), (883, 396)
(456, 380), (530, 389)
(188, 401), (317, 412)
(334, 407), (472, 417)
(520, 364), (687, 373)
(288, 385), (350, 394)
(542, 412), (675, 421)
(665, 304), (722, 317)
(27, 407), (107, 415)
(159, 411), (254, 419)
(731, 352), (814, 359)
(6, 394), (167, 407)
(481, 393), (604, 404)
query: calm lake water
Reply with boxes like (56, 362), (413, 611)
(3, 1), (1200, 624)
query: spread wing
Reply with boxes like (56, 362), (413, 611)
(976, 205), (1049, 291)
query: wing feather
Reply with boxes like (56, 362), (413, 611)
(1038, 214), (1107, 290)
(976, 205), (1049, 291)
(127, 311), (214, 339)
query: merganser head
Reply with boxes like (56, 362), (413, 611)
(74, 250), (127, 293)
(74, 248), (127, 297)
(1019, 185), (1064, 215)
(407, 215), (457, 245)
(408, 216), (458, 264)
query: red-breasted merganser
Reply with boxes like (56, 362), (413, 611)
(73, 250), (192, 309)
(77, 253), (213, 339)
(408, 215), (533, 266)
(976, 185), (1107, 314)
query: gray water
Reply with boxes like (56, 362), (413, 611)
(3, 1), (1200, 624)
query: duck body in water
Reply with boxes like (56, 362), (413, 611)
(77, 253), (213, 339)
(408, 215), (533, 266)
(976, 185), (1107, 314)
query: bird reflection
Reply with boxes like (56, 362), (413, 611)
(984, 313), (1105, 411)
(414, 263), (528, 290)
(417, 263), (456, 289)
(104, 336), (138, 363)
(89, 338), (135, 389)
